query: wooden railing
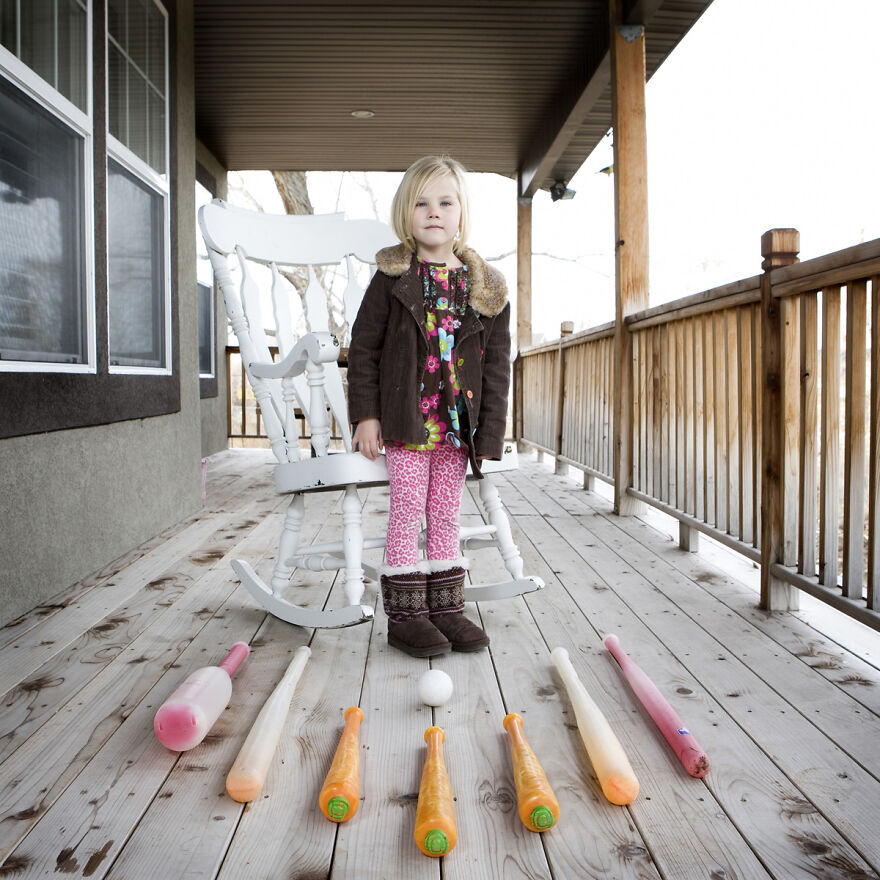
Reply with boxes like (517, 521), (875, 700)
(514, 322), (616, 485)
(516, 231), (879, 630)
(225, 346), (346, 446)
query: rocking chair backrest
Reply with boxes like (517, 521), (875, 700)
(199, 199), (395, 465)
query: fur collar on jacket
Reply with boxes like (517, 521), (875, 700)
(375, 243), (508, 317)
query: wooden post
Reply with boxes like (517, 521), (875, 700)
(515, 195), (533, 451)
(679, 523), (700, 553)
(554, 339), (567, 475)
(759, 229), (800, 611)
(610, 13), (650, 516)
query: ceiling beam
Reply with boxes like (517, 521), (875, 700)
(517, 51), (610, 199)
(517, 0), (661, 199)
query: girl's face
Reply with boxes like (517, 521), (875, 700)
(411, 174), (462, 262)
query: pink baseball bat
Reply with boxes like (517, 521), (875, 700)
(603, 634), (710, 777)
(154, 641), (250, 751)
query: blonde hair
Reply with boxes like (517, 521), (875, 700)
(390, 155), (471, 254)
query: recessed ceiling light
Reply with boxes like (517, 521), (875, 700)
(350, 109), (375, 119)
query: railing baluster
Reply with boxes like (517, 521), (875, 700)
(694, 316), (705, 521)
(843, 279), (868, 598)
(739, 307), (754, 544)
(684, 319), (695, 515)
(704, 314), (716, 527)
(798, 292), (819, 577)
(652, 328), (662, 500)
(819, 286), (842, 588)
(633, 332), (642, 490)
(869, 276), (880, 609)
(675, 320), (685, 511)
(726, 309), (740, 538)
(780, 295), (801, 565)
(753, 305), (763, 548)
(605, 337), (614, 477)
(714, 311), (728, 533)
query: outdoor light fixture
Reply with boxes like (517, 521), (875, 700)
(350, 109), (375, 119)
(549, 180), (576, 201)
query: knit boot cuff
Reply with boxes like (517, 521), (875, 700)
(426, 557), (470, 574)
(380, 561), (432, 577)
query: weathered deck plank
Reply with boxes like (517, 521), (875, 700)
(1, 450), (878, 880)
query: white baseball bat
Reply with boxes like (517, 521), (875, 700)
(226, 645), (311, 802)
(551, 646), (639, 805)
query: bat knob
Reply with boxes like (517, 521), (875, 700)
(422, 829), (450, 856)
(530, 806), (556, 830)
(326, 796), (351, 821)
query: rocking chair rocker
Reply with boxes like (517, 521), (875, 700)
(199, 199), (543, 629)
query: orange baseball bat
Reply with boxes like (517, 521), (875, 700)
(414, 726), (457, 857)
(502, 713), (560, 831)
(319, 706), (364, 822)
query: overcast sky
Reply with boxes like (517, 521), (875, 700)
(232, 0), (880, 344)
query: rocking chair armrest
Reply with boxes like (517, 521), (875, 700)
(249, 331), (341, 379)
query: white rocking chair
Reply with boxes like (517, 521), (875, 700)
(199, 199), (544, 629)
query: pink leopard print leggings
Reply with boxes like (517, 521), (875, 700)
(384, 443), (469, 567)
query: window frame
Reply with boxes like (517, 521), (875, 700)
(195, 174), (216, 382)
(104, 0), (172, 377)
(0, 5), (97, 374)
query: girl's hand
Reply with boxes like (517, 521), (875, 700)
(353, 419), (383, 460)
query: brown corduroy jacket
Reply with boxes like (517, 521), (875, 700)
(347, 244), (511, 478)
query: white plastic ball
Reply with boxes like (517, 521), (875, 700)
(418, 669), (454, 707)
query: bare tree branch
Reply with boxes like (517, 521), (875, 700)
(484, 249), (600, 264)
(270, 171), (344, 338)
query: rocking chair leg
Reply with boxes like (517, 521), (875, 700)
(341, 484), (366, 606)
(478, 477), (524, 580)
(272, 493), (304, 592)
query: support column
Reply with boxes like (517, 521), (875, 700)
(515, 194), (533, 449)
(611, 12), (649, 515)
(760, 228), (801, 610)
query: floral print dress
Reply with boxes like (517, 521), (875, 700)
(403, 260), (470, 451)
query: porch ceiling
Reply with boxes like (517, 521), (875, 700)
(193, 0), (712, 195)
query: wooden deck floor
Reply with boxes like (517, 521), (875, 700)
(2, 449), (879, 880)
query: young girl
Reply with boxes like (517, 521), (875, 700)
(347, 155), (511, 658)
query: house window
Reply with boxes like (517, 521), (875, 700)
(106, 0), (170, 374)
(0, 0), (89, 113)
(0, 0), (94, 372)
(107, 157), (166, 367)
(195, 178), (215, 379)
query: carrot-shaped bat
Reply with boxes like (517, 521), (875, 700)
(551, 646), (639, 805)
(319, 706), (365, 822)
(502, 713), (559, 831)
(414, 726), (457, 857)
(603, 634), (710, 777)
(225, 645), (311, 802)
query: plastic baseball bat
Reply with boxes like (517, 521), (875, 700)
(414, 726), (457, 857)
(226, 645), (312, 802)
(318, 705), (364, 821)
(502, 713), (559, 831)
(603, 634), (710, 777)
(154, 641), (251, 751)
(551, 646), (639, 805)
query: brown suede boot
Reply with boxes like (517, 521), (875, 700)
(426, 561), (490, 652)
(381, 567), (451, 658)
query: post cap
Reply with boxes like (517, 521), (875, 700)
(760, 228), (800, 271)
